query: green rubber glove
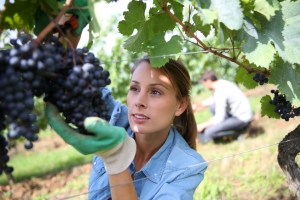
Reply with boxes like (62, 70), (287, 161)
(34, 0), (91, 37)
(45, 103), (136, 174)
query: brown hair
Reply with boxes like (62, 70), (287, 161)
(200, 70), (218, 82)
(132, 56), (197, 150)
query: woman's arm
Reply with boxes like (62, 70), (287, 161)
(109, 169), (138, 200)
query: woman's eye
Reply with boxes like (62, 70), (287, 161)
(151, 90), (161, 95)
(129, 86), (138, 91)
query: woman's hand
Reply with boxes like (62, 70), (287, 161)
(45, 103), (136, 174)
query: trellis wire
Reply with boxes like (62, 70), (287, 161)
(46, 136), (300, 200)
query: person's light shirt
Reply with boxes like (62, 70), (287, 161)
(211, 80), (253, 124)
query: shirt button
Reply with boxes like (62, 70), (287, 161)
(93, 162), (97, 165)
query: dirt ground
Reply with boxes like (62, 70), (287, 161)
(0, 86), (299, 200)
(0, 134), (92, 200)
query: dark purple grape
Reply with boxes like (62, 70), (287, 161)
(24, 141), (33, 149)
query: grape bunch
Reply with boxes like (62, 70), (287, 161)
(253, 72), (269, 85)
(0, 34), (111, 175)
(42, 43), (111, 134)
(0, 35), (42, 150)
(0, 134), (14, 176)
(269, 90), (300, 121)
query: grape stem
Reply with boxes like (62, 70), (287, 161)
(39, 71), (58, 79)
(54, 25), (77, 67)
(35, 0), (77, 67)
(35, 0), (73, 44)
(6, 171), (14, 185)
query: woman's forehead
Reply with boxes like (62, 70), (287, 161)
(132, 62), (172, 85)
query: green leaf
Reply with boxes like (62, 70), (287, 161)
(152, 12), (176, 34)
(269, 57), (300, 106)
(88, 0), (102, 38)
(254, 0), (280, 20)
(251, 9), (299, 65)
(235, 12), (285, 68)
(40, 0), (58, 14)
(199, 9), (218, 25)
(217, 22), (229, 44)
(143, 33), (183, 67)
(118, 1), (146, 36)
(122, 21), (153, 53)
(0, 0), (40, 31)
(212, 0), (243, 30)
(260, 95), (280, 118)
(245, 43), (276, 68)
(169, 0), (184, 21)
(149, 7), (160, 16)
(192, 14), (212, 37)
(235, 67), (258, 89)
(195, 0), (211, 9)
(281, 0), (300, 64)
(119, 1), (177, 53)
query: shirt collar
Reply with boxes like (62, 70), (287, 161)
(129, 127), (176, 183)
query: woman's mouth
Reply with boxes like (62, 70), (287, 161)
(134, 114), (148, 119)
(132, 114), (149, 122)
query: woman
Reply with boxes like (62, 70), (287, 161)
(46, 57), (207, 200)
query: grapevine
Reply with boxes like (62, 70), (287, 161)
(0, 33), (111, 177)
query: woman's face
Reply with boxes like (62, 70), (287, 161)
(127, 61), (186, 136)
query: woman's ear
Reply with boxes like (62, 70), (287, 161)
(175, 97), (188, 116)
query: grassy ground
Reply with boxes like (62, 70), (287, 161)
(193, 117), (297, 200)
(1, 86), (299, 200)
(192, 86), (299, 200)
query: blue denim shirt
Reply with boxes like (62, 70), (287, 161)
(88, 88), (207, 200)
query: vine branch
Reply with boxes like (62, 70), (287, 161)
(161, 0), (270, 76)
(161, 0), (208, 49)
(35, 0), (73, 43)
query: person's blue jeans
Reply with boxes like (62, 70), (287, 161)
(198, 104), (251, 144)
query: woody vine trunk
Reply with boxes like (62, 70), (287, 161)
(278, 124), (300, 199)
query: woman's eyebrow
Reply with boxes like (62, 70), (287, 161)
(149, 83), (168, 89)
(130, 80), (139, 84)
(131, 80), (169, 89)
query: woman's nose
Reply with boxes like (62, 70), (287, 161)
(135, 93), (147, 108)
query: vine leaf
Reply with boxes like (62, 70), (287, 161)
(192, 14), (212, 37)
(40, 0), (58, 14)
(0, 0), (40, 31)
(40, 0), (58, 13)
(246, 43), (276, 68)
(169, 0), (184, 22)
(212, 0), (243, 30)
(235, 67), (257, 89)
(87, 0), (101, 38)
(269, 57), (300, 106)
(118, 1), (146, 36)
(118, 1), (176, 53)
(281, 0), (300, 64)
(260, 95), (280, 119)
(198, 9), (217, 25)
(143, 33), (182, 67)
(194, 0), (211, 9)
(235, 11), (284, 69)
(254, 0), (280, 20)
